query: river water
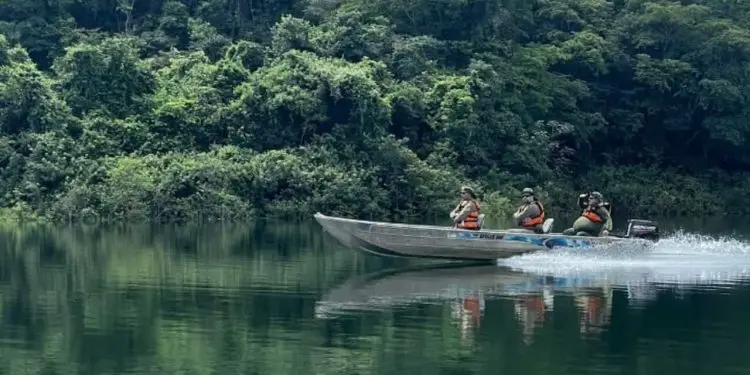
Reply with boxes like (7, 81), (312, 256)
(1, 217), (749, 374)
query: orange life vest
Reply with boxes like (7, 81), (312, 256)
(456, 200), (481, 230)
(522, 295), (545, 310)
(521, 201), (545, 228)
(463, 296), (481, 312)
(582, 208), (603, 223)
(463, 295), (482, 326)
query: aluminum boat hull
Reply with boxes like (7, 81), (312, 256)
(314, 212), (654, 261)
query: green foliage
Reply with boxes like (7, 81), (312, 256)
(0, 0), (749, 222)
(52, 36), (155, 118)
(46, 143), (471, 222)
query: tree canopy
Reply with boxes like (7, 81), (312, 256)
(1, 0), (749, 222)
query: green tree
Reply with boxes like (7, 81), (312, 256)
(0, 0), (749, 221)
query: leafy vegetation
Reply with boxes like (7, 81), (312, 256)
(1, 0), (750, 222)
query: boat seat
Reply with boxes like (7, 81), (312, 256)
(477, 214), (486, 230)
(507, 228), (535, 233)
(542, 218), (554, 234)
(507, 219), (553, 234)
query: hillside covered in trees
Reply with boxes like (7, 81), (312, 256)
(1, 0), (749, 222)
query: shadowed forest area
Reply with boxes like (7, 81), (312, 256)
(1, 0), (749, 222)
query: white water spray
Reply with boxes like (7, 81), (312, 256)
(498, 230), (750, 287)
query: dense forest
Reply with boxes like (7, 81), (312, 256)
(1, 0), (749, 222)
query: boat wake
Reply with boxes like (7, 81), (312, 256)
(498, 230), (750, 287)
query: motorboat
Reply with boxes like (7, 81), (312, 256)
(314, 212), (659, 261)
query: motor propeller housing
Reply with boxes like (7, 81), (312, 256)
(625, 219), (659, 241)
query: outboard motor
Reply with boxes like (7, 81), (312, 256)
(625, 219), (659, 241)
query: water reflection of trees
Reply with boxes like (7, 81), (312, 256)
(0, 221), (382, 374)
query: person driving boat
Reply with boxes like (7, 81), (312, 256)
(562, 191), (613, 236)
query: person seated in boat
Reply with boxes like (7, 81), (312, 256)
(513, 188), (546, 233)
(562, 191), (613, 237)
(450, 186), (481, 230)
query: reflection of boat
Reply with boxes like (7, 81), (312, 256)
(314, 212), (659, 261)
(315, 263), (617, 343)
(314, 264), (543, 317)
(576, 291), (613, 335)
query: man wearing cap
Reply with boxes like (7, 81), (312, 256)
(562, 191), (613, 236)
(512, 187), (546, 233)
(450, 186), (482, 230)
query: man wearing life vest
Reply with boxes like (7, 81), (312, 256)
(450, 186), (481, 230)
(562, 191), (613, 236)
(513, 187), (546, 233)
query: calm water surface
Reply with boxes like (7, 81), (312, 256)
(1, 217), (750, 374)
